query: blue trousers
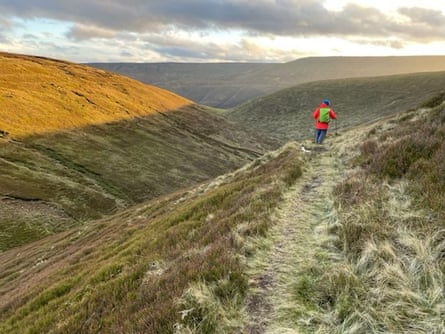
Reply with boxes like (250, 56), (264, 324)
(315, 129), (327, 144)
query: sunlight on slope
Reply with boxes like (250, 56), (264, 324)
(0, 53), (192, 137)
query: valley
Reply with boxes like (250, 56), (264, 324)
(1, 52), (445, 333)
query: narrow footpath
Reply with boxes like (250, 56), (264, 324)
(245, 137), (350, 333)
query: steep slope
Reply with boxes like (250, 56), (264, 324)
(224, 71), (445, 142)
(0, 53), (278, 250)
(244, 93), (445, 333)
(90, 56), (445, 108)
(2, 92), (443, 334)
(0, 142), (304, 334)
(0, 52), (191, 137)
(1, 66), (444, 333)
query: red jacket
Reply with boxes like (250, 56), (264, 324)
(313, 102), (336, 130)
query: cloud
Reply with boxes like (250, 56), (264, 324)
(1, 0), (444, 41)
(395, 7), (445, 40)
(67, 24), (117, 41)
(120, 50), (134, 58)
(399, 7), (445, 25)
(0, 1), (444, 62)
(144, 34), (265, 62)
(350, 38), (406, 49)
(153, 46), (209, 60)
(0, 34), (10, 44)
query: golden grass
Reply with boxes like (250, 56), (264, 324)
(0, 53), (192, 137)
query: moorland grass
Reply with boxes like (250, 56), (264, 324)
(225, 72), (445, 143)
(0, 144), (303, 334)
(0, 53), (278, 251)
(292, 94), (445, 333)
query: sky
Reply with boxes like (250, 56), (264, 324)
(0, 0), (444, 63)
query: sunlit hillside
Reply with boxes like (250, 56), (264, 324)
(0, 53), (278, 251)
(0, 52), (191, 137)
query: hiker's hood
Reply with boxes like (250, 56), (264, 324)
(319, 102), (329, 108)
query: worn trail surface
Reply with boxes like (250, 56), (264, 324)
(245, 137), (352, 333)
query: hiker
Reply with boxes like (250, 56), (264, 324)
(312, 99), (336, 144)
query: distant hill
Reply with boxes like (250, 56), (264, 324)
(223, 71), (445, 142)
(89, 56), (445, 108)
(0, 52), (278, 250)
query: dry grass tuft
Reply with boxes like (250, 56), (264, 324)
(294, 94), (445, 333)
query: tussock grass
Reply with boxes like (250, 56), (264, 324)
(295, 94), (445, 333)
(0, 144), (304, 333)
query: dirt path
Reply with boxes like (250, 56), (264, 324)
(245, 139), (349, 333)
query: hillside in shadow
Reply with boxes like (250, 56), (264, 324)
(0, 53), (278, 250)
(0, 142), (304, 333)
(90, 56), (445, 108)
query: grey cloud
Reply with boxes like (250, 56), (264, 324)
(393, 7), (445, 40)
(398, 7), (445, 26)
(67, 24), (117, 41)
(144, 33), (302, 62)
(1, 1), (445, 43)
(154, 46), (209, 60)
(332, 4), (392, 35)
(351, 38), (406, 49)
(144, 33), (234, 61)
(120, 50), (134, 58)
(0, 15), (13, 29)
(0, 14), (14, 43)
(0, 34), (10, 43)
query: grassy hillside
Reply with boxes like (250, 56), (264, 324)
(1, 52), (444, 333)
(0, 52), (191, 137)
(287, 92), (445, 333)
(0, 53), (278, 251)
(2, 92), (444, 333)
(0, 143), (304, 334)
(224, 71), (445, 142)
(90, 56), (445, 108)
